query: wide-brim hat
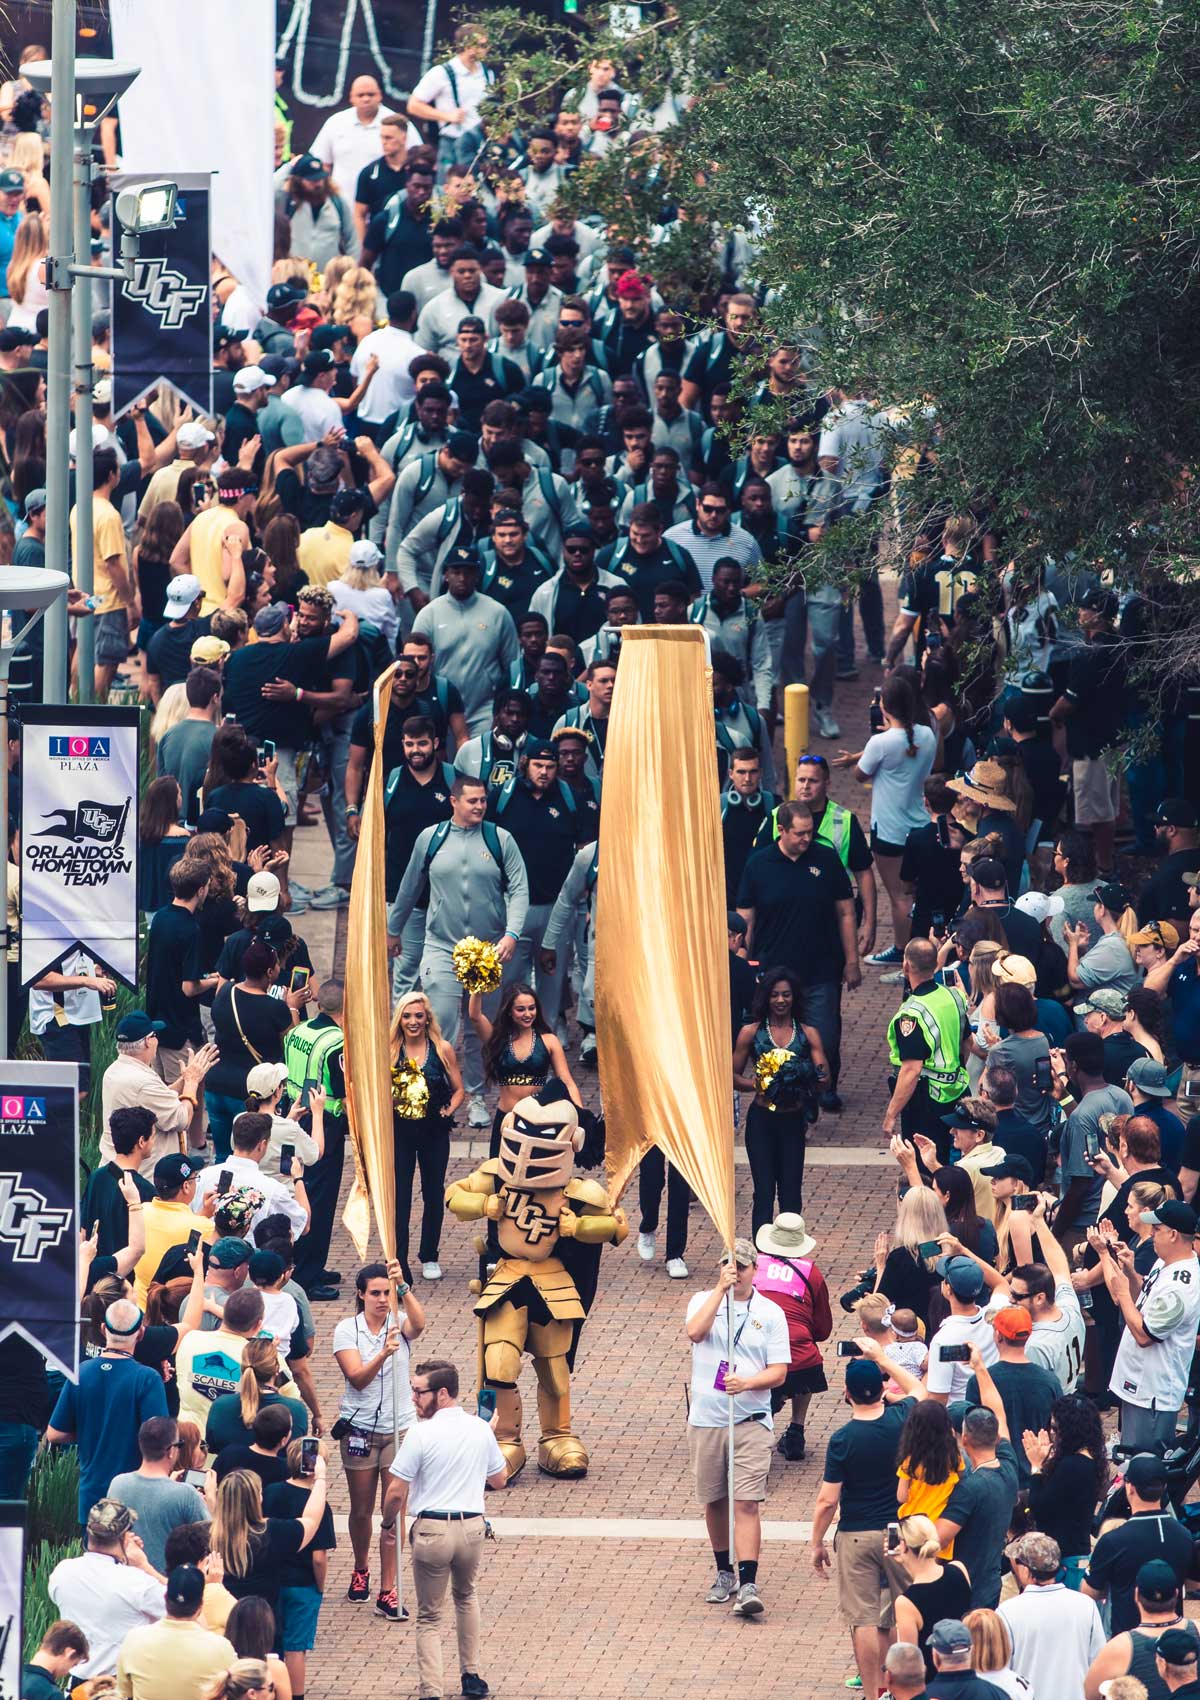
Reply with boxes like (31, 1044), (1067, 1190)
(755, 1211), (816, 1259)
(946, 759), (1017, 812)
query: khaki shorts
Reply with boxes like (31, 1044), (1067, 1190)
(834, 1527), (908, 1630)
(687, 1420), (772, 1504)
(1072, 757), (1120, 825)
(339, 1429), (402, 1473)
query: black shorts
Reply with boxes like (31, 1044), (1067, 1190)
(870, 828), (907, 858)
(771, 1365), (828, 1410)
(38, 1020), (92, 1095)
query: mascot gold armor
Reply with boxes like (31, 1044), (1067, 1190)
(445, 1081), (627, 1479)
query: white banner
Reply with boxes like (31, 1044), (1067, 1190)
(110, 0), (274, 319)
(19, 708), (140, 991)
(0, 1504), (23, 1700)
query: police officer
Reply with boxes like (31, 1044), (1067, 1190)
(388, 775), (529, 1127)
(882, 937), (969, 1148)
(286, 979), (348, 1298)
(380, 715), (457, 998)
(489, 739), (583, 1026)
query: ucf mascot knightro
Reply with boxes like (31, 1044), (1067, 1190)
(445, 1080), (627, 1480)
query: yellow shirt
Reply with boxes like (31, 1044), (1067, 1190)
(186, 505), (243, 614)
(117, 1615), (235, 1700)
(897, 1461), (960, 1558)
(132, 1197), (215, 1305)
(138, 457), (191, 523)
(69, 494), (131, 613)
(297, 520), (354, 587)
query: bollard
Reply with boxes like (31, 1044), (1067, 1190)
(784, 682), (810, 792)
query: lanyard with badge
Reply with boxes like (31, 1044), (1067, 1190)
(714, 1304), (753, 1391)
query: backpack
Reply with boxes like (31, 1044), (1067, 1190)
(533, 468), (565, 535)
(419, 816), (507, 906)
(413, 451), (442, 511)
(385, 760), (456, 810)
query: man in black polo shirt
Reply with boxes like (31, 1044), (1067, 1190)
(381, 715), (456, 997)
(489, 738), (583, 1025)
(736, 801), (860, 1084)
(597, 503), (702, 619)
(447, 315), (524, 432)
(81, 1107), (155, 1255)
(354, 116), (416, 232)
(1139, 799), (1200, 927)
(1083, 1462), (1194, 1634)
(346, 655), (423, 822)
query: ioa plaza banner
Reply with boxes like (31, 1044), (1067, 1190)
(20, 706), (140, 992)
(0, 1061), (79, 1383)
(110, 171), (213, 419)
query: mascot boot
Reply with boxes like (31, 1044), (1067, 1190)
(491, 1385), (526, 1482)
(532, 1321), (587, 1477)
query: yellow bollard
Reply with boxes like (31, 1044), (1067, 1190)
(784, 683), (809, 794)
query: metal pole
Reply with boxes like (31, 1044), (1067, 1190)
(43, 0), (78, 703)
(72, 127), (95, 703)
(726, 1271), (735, 1570)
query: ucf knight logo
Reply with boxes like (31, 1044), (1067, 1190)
(0, 1173), (71, 1261)
(124, 257), (206, 330)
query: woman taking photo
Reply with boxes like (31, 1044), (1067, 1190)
(890, 1513), (971, 1677)
(331, 1259), (424, 1621)
(209, 1460), (328, 1609)
(871, 1185), (947, 1328)
(834, 674), (938, 965)
(244, 1062), (324, 1181)
(1024, 1391), (1109, 1588)
(733, 967), (827, 1233)
(207, 941), (312, 1161)
(469, 980), (580, 1159)
(390, 991), (464, 1283)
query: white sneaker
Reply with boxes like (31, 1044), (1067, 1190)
(637, 1232), (656, 1262)
(467, 1095), (490, 1128)
(666, 1257), (689, 1279)
(422, 1262), (442, 1281)
(814, 705), (841, 739)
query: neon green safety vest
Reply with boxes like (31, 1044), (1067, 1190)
(284, 1015), (346, 1118)
(769, 799), (853, 867)
(886, 983), (969, 1104)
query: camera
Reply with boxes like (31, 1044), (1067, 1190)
(869, 688), (883, 736)
(839, 1267), (877, 1313)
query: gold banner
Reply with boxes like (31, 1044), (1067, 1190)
(341, 663), (398, 1261)
(596, 627), (736, 1248)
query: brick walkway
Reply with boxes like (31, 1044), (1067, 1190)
(291, 599), (912, 1699)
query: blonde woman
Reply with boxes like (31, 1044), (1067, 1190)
(963, 1609), (1032, 1697)
(330, 539), (398, 647)
(203, 1658), (274, 1700)
(330, 263), (379, 339)
(7, 211), (47, 329)
(889, 1512), (971, 1677)
(210, 1464), (327, 1608)
(871, 1183), (948, 1329)
(203, 1335), (309, 1455)
(390, 990), (464, 1281)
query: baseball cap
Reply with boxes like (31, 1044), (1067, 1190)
(1136, 1557), (1179, 1601)
(154, 1153), (204, 1195)
(310, 322), (354, 351)
(190, 635), (230, 665)
(87, 1498), (136, 1538)
(166, 1565), (206, 1610)
(214, 325), (249, 349)
(927, 1620), (972, 1656)
(195, 808), (234, 835)
(330, 486), (368, 521)
(844, 1357), (885, 1401)
(1129, 920), (1180, 951)
(1157, 798), (1199, 828)
(940, 1099), (998, 1135)
(249, 1248), (285, 1286)
(163, 573), (203, 617)
(525, 246), (552, 267)
(302, 349), (335, 377)
(257, 913), (294, 948)
(233, 366), (276, 396)
(1013, 890), (1064, 923)
(456, 314), (486, 335)
(349, 539), (383, 571)
(92, 377), (112, 408)
(993, 1304), (1033, 1342)
(246, 1061), (288, 1099)
(1093, 879), (1130, 912)
(523, 736), (556, 762)
(1128, 1056), (1172, 1097)
(23, 487), (46, 516)
(246, 871), (281, 912)
(443, 544), (482, 573)
(116, 1010), (165, 1042)
(935, 1254), (985, 1300)
(0, 325), (36, 351)
(1141, 1199), (1198, 1235)
(266, 278), (308, 310)
(209, 1236), (253, 1270)
(1127, 1456), (1171, 1497)
(1157, 1628), (1199, 1666)
(177, 421), (215, 451)
(991, 952), (1037, 987)
(0, 167), (24, 193)
(289, 151), (327, 180)
(727, 911), (748, 936)
(1074, 986), (1126, 1019)
(1079, 586), (1119, 618)
(260, 353), (300, 382)
(254, 603), (290, 637)
(447, 428), (479, 462)
(969, 856), (1007, 890)
(69, 421), (108, 457)
(732, 1237), (757, 1268)
(979, 1153), (1035, 1185)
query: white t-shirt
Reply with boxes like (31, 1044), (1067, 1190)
(817, 398), (890, 505)
(282, 385), (343, 442)
(191, 1154), (307, 1240)
(331, 579), (399, 647)
(48, 1551), (164, 1677)
(28, 947), (102, 1035)
(1026, 1279), (1086, 1392)
(857, 723), (938, 847)
(925, 1306), (999, 1401)
(998, 1581), (1104, 1697)
(410, 58), (491, 137)
(1110, 1253), (1200, 1411)
(259, 1287), (301, 1345)
(259, 1112), (320, 1180)
(333, 1311), (414, 1433)
(351, 325), (422, 423)
(390, 1404), (505, 1515)
(686, 1288), (790, 1429)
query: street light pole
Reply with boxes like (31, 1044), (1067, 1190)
(72, 123), (95, 702)
(42, 0), (78, 705)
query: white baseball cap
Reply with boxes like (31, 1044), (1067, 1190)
(1014, 890), (1065, 923)
(163, 574), (203, 616)
(246, 871), (281, 912)
(177, 421), (215, 450)
(68, 421), (108, 457)
(92, 377), (112, 407)
(245, 1061), (288, 1099)
(233, 366), (276, 395)
(348, 539), (383, 570)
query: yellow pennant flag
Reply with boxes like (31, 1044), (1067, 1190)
(596, 627), (736, 1249)
(341, 663), (399, 1261)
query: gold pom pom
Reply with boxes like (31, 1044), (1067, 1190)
(754, 1046), (793, 1111)
(391, 1058), (430, 1120)
(452, 935), (503, 995)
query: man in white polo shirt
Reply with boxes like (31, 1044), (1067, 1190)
(310, 77), (394, 193)
(685, 1239), (789, 1620)
(382, 1359), (506, 1700)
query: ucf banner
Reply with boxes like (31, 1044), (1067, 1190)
(0, 1063), (79, 1382)
(20, 706), (140, 991)
(110, 171), (213, 419)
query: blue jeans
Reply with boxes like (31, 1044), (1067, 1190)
(205, 1090), (246, 1163)
(0, 1421), (38, 1498)
(798, 979), (843, 1089)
